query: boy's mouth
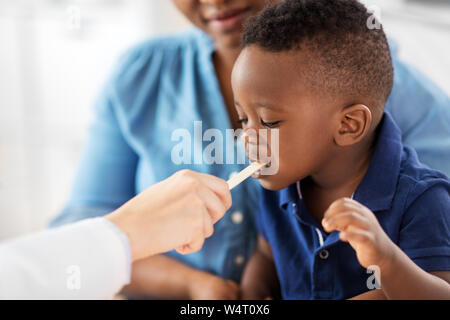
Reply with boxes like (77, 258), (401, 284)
(248, 159), (271, 178)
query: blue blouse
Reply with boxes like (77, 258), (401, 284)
(50, 28), (450, 282)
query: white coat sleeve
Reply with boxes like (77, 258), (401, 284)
(0, 217), (131, 299)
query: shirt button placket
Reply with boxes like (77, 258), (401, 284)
(314, 248), (333, 299)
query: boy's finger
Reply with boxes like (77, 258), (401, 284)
(339, 228), (374, 244)
(324, 197), (365, 219)
(322, 211), (368, 233)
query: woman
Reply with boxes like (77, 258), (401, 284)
(51, 0), (450, 299)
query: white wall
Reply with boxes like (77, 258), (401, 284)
(0, 0), (189, 240)
(362, 0), (450, 94)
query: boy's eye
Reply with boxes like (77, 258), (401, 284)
(237, 118), (248, 126)
(260, 119), (281, 128)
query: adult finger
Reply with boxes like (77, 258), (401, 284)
(176, 237), (205, 255)
(196, 184), (228, 224)
(194, 172), (232, 210)
(202, 208), (214, 238)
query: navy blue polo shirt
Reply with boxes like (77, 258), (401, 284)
(256, 112), (450, 299)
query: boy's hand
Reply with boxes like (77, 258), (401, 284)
(322, 198), (396, 270)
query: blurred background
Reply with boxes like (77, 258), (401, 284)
(0, 0), (449, 241)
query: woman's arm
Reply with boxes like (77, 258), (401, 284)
(123, 255), (200, 299)
(240, 235), (281, 300)
(123, 255), (240, 300)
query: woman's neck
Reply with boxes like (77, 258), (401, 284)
(214, 44), (242, 71)
(212, 45), (242, 130)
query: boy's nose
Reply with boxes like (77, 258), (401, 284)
(241, 127), (258, 145)
(241, 127), (271, 159)
(241, 127), (269, 142)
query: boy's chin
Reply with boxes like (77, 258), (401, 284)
(257, 175), (291, 191)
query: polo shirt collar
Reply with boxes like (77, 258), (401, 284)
(279, 111), (402, 212)
(352, 112), (402, 211)
(279, 182), (299, 210)
(192, 27), (215, 55)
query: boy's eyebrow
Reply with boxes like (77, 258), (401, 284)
(254, 102), (281, 111)
(234, 100), (283, 112)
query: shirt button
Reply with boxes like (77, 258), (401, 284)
(319, 249), (329, 260)
(231, 211), (244, 224)
(234, 255), (245, 266)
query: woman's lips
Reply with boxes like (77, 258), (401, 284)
(207, 7), (251, 31)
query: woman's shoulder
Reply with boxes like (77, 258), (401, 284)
(133, 28), (211, 52)
(108, 28), (212, 91)
(116, 29), (210, 71)
(104, 29), (213, 115)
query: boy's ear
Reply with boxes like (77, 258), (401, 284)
(334, 104), (372, 147)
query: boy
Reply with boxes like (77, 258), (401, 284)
(232, 0), (450, 299)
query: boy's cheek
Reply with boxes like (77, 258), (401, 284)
(259, 129), (280, 175)
(257, 175), (286, 191)
(258, 171), (294, 190)
(257, 136), (308, 190)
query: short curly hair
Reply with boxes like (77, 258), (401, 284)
(242, 0), (394, 112)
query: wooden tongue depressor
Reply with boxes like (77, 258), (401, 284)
(227, 161), (266, 190)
